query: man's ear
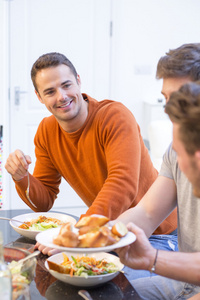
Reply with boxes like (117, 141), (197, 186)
(77, 74), (81, 87)
(35, 90), (44, 104)
(195, 150), (200, 158)
(195, 151), (200, 168)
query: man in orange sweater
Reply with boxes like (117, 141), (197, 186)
(5, 52), (177, 256)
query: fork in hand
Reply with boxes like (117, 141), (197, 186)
(25, 172), (37, 209)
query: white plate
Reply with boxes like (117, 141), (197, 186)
(36, 227), (136, 253)
(10, 212), (77, 240)
(45, 252), (124, 287)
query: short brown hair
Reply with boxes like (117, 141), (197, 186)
(165, 81), (200, 154)
(31, 52), (78, 92)
(156, 43), (200, 80)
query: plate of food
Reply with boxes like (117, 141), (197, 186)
(36, 214), (136, 253)
(45, 251), (124, 287)
(10, 212), (77, 240)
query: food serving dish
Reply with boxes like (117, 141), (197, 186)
(45, 251), (124, 287)
(36, 227), (136, 253)
(10, 212), (77, 240)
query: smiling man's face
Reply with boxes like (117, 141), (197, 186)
(35, 64), (88, 132)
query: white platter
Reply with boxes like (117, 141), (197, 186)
(36, 227), (136, 253)
(10, 212), (77, 240)
(45, 252), (124, 287)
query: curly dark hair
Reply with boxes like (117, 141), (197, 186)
(165, 81), (200, 154)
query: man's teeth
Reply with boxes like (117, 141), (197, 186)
(60, 101), (72, 108)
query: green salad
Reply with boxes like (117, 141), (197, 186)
(18, 215), (64, 231)
(28, 221), (60, 231)
(58, 253), (120, 277)
(9, 261), (30, 284)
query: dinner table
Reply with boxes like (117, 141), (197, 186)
(0, 208), (142, 300)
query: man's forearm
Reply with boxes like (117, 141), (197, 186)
(116, 205), (156, 237)
(15, 174), (56, 211)
(154, 250), (200, 285)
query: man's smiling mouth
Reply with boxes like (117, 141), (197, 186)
(58, 100), (73, 108)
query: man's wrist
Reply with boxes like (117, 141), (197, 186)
(12, 175), (25, 182)
(149, 248), (159, 275)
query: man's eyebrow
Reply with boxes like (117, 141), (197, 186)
(61, 80), (72, 86)
(43, 87), (54, 94)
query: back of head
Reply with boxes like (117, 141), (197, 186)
(31, 52), (78, 92)
(156, 43), (200, 81)
(165, 81), (200, 154)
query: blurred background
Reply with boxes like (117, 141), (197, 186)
(0, 0), (200, 212)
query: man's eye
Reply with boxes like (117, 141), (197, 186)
(63, 84), (71, 88)
(45, 90), (54, 95)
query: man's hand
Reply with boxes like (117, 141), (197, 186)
(115, 222), (156, 271)
(34, 241), (61, 256)
(5, 149), (32, 181)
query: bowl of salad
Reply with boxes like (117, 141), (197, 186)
(45, 251), (124, 287)
(4, 247), (37, 284)
(10, 212), (77, 240)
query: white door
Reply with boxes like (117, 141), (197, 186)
(7, 0), (112, 212)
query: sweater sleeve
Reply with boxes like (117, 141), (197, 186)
(83, 102), (157, 220)
(14, 118), (61, 212)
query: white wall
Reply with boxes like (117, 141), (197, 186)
(0, 0), (9, 209)
(2, 0), (200, 131)
(110, 0), (200, 136)
(0, 1), (5, 125)
(1, 0), (200, 209)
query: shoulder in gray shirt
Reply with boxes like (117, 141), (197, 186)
(159, 143), (200, 252)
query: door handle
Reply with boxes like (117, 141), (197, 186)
(14, 86), (28, 106)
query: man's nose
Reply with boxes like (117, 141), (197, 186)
(57, 89), (66, 100)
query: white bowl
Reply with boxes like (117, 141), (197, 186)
(10, 212), (77, 240)
(45, 252), (124, 287)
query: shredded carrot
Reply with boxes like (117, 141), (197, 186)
(62, 253), (69, 263)
(70, 267), (74, 277)
(98, 261), (104, 268)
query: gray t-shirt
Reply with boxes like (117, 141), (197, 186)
(159, 143), (200, 252)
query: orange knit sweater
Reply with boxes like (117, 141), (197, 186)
(15, 94), (177, 234)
